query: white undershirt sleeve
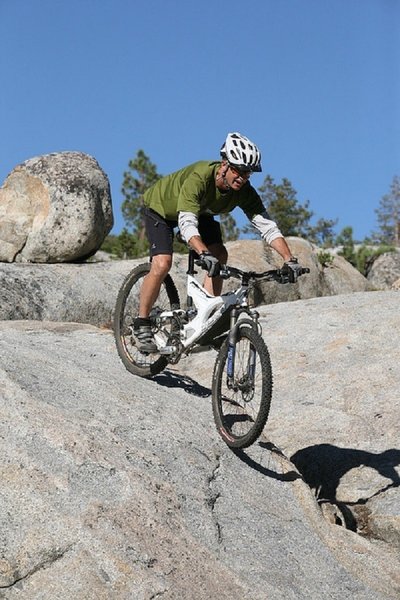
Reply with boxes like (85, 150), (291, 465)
(178, 211), (200, 242)
(251, 211), (284, 245)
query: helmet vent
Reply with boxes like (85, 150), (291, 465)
(220, 132), (262, 172)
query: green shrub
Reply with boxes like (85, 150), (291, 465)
(318, 251), (334, 267)
(355, 245), (396, 276)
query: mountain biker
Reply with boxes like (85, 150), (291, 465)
(134, 132), (303, 353)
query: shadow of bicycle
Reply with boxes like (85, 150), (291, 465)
(232, 441), (303, 483)
(153, 370), (211, 398)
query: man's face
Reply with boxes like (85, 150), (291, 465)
(225, 163), (252, 190)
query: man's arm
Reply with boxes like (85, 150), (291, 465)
(177, 211), (209, 253)
(270, 236), (296, 262)
(250, 212), (295, 262)
(187, 234), (209, 255)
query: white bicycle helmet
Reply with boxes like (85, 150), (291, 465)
(220, 132), (262, 172)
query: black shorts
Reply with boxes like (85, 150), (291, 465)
(144, 207), (223, 257)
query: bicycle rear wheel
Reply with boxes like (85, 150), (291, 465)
(212, 325), (272, 448)
(114, 263), (180, 378)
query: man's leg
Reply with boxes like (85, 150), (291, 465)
(198, 216), (227, 296)
(139, 254), (173, 318)
(134, 255), (172, 353)
(134, 208), (175, 353)
(203, 242), (228, 296)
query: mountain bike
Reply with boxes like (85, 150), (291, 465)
(114, 250), (309, 448)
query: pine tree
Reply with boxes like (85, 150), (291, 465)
(250, 174), (337, 244)
(335, 226), (355, 263)
(121, 150), (161, 240)
(309, 217), (338, 247)
(257, 175), (313, 237)
(374, 176), (400, 246)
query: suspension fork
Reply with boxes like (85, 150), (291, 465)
(226, 308), (258, 387)
(226, 308), (239, 383)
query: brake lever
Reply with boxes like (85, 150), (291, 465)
(276, 267), (310, 284)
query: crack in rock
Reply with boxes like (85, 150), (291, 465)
(0, 544), (75, 590)
(207, 450), (224, 548)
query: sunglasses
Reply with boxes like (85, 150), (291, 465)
(228, 164), (252, 179)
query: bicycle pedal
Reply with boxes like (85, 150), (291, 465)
(158, 345), (177, 355)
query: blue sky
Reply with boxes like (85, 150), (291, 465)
(1, 0), (399, 241)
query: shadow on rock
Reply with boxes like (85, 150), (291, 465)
(153, 370), (211, 398)
(290, 444), (400, 530)
(290, 444), (400, 502)
(232, 441), (303, 483)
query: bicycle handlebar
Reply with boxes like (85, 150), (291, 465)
(220, 265), (310, 284)
(194, 258), (310, 284)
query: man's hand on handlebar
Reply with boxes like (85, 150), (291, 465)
(281, 257), (304, 283)
(197, 252), (221, 278)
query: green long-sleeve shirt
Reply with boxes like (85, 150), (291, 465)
(143, 161), (265, 221)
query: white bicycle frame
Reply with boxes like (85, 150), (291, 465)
(155, 270), (249, 354)
(182, 273), (246, 347)
(150, 254), (309, 359)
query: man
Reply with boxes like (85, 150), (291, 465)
(134, 132), (303, 353)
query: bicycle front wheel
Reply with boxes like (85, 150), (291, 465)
(114, 263), (180, 378)
(212, 326), (272, 448)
